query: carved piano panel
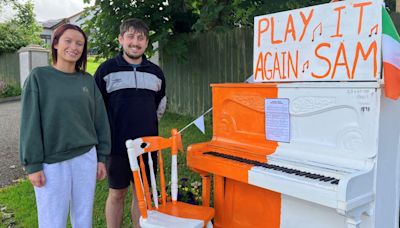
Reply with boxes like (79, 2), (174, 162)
(187, 82), (400, 228)
(211, 83), (278, 157)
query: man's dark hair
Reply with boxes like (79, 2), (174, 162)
(120, 18), (149, 39)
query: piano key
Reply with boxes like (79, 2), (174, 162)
(331, 179), (339, 184)
(203, 151), (339, 185)
(320, 177), (334, 182)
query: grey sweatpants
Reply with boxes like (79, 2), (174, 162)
(34, 147), (97, 228)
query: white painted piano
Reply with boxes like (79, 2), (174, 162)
(248, 82), (400, 228)
(187, 1), (400, 227)
(188, 82), (400, 228)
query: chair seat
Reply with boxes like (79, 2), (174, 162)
(140, 210), (204, 228)
(157, 201), (215, 223)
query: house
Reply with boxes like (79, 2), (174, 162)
(37, 9), (159, 64)
(39, 11), (85, 45)
(39, 18), (67, 45)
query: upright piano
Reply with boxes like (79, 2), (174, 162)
(187, 1), (400, 227)
(187, 82), (400, 228)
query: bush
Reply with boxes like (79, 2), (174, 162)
(0, 81), (21, 98)
(177, 178), (202, 205)
(165, 178), (203, 205)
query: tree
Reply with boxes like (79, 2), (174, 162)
(82, 0), (200, 59)
(0, 0), (15, 9)
(0, 1), (42, 54)
(84, 0), (394, 59)
(11, 1), (42, 44)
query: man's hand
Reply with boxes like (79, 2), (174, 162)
(28, 171), (46, 187)
(97, 162), (107, 180)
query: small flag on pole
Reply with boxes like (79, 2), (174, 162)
(193, 115), (205, 134)
(382, 7), (400, 100)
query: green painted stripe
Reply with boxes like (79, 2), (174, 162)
(382, 7), (400, 42)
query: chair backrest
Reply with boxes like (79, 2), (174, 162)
(126, 128), (183, 219)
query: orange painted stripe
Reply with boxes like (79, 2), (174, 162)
(189, 150), (253, 183)
(222, 179), (281, 228)
(187, 83), (282, 228)
(133, 171), (148, 219)
(384, 62), (400, 99)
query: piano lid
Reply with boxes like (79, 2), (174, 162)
(210, 82), (381, 170)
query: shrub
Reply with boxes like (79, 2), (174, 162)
(0, 80), (6, 92)
(163, 178), (203, 205)
(0, 81), (21, 98)
(177, 178), (202, 205)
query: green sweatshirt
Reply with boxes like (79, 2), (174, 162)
(20, 66), (111, 174)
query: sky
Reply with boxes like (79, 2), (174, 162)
(0, 0), (93, 22)
(34, 0), (92, 21)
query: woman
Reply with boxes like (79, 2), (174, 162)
(19, 24), (111, 228)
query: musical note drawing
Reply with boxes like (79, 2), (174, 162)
(312, 23), (323, 42)
(302, 61), (310, 73)
(369, 24), (378, 37)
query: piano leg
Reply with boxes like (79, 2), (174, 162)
(201, 173), (211, 207)
(345, 207), (366, 228)
(213, 175), (225, 228)
(346, 217), (361, 228)
(188, 168), (212, 207)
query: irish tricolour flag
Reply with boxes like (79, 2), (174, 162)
(382, 7), (400, 99)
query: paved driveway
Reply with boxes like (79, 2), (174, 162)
(0, 100), (25, 187)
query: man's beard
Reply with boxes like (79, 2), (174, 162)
(124, 51), (143, 60)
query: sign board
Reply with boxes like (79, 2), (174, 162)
(253, 0), (382, 82)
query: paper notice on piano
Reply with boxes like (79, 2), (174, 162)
(265, 98), (290, 143)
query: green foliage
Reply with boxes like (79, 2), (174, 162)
(176, 178), (202, 205)
(0, 1), (42, 54)
(0, 0), (15, 9)
(193, 0), (337, 34)
(87, 0), (399, 60)
(82, 0), (200, 60)
(87, 0), (352, 60)
(0, 80), (21, 98)
(1, 85), (21, 98)
(386, 0), (396, 12)
(0, 24), (27, 53)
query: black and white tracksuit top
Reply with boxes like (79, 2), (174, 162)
(94, 53), (166, 156)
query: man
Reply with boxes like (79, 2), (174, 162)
(94, 18), (167, 227)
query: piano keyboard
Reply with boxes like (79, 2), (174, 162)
(203, 151), (340, 185)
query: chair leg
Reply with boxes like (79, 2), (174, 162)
(206, 220), (213, 228)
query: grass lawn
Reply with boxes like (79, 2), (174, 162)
(86, 56), (104, 75)
(0, 112), (212, 228)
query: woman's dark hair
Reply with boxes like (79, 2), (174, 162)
(51, 24), (88, 72)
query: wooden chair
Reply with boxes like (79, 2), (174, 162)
(125, 128), (215, 228)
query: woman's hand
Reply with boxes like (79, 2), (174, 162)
(96, 162), (107, 180)
(28, 171), (46, 187)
